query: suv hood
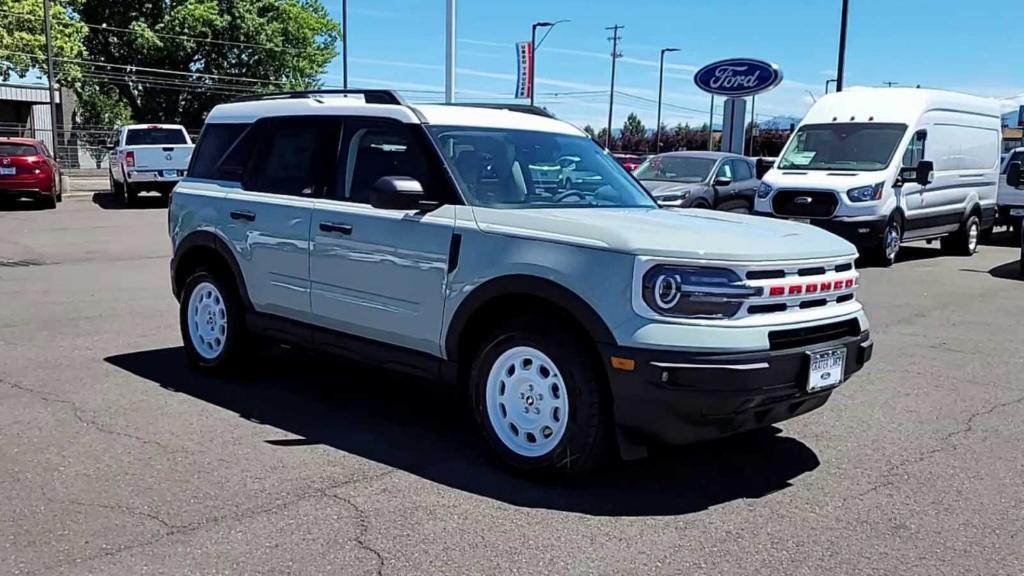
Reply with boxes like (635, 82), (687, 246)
(640, 180), (706, 198)
(472, 207), (856, 261)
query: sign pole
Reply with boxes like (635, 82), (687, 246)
(445, 0), (455, 103)
(708, 94), (714, 151)
(749, 95), (757, 156)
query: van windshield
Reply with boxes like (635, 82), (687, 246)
(777, 123), (906, 171)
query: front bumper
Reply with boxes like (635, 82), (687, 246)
(996, 205), (1024, 226)
(754, 211), (886, 248)
(601, 330), (872, 446)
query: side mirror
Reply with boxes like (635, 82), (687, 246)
(755, 158), (774, 179)
(369, 176), (427, 210)
(1008, 161), (1022, 187)
(899, 160), (934, 187)
(713, 176), (733, 187)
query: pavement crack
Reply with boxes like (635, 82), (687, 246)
(318, 489), (386, 576)
(1, 378), (172, 452)
(852, 393), (1024, 501)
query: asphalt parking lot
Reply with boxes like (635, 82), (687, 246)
(1, 193), (1022, 575)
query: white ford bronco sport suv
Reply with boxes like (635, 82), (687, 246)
(169, 90), (873, 477)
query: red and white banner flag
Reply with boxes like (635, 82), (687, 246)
(515, 41), (533, 99)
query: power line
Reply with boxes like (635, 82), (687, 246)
(0, 9), (323, 54)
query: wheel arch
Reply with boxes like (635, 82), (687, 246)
(444, 274), (616, 365)
(171, 230), (251, 310)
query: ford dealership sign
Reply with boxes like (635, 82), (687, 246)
(694, 58), (783, 97)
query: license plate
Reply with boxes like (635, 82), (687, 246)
(0, 167), (15, 175)
(807, 347), (845, 392)
(161, 169), (177, 178)
(1010, 208), (1024, 217)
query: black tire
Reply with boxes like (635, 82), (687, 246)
(110, 172), (126, 202)
(717, 199), (751, 214)
(178, 269), (248, 371)
(469, 316), (610, 479)
(691, 199), (711, 209)
(124, 184), (139, 207)
(1019, 226), (1023, 276)
(871, 215), (902, 267)
(941, 214), (980, 256)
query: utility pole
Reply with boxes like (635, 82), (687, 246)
(605, 24), (623, 149)
(341, 0), (348, 88)
(836, 0), (849, 92)
(656, 47), (679, 152)
(43, 0), (60, 160)
(445, 0), (456, 103)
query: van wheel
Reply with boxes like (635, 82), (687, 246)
(941, 214), (980, 256)
(717, 199), (751, 214)
(179, 269), (247, 371)
(470, 317), (609, 479)
(872, 216), (902, 267)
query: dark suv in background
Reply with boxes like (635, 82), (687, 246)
(634, 151), (759, 213)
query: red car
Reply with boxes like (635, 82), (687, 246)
(612, 153), (645, 172)
(0, 137), (64, 209)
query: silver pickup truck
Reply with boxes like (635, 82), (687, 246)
(107, 124), (194, 205)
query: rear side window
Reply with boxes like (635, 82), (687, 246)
(732, 160), (754, 181)
(125, 128), (188, 146)
(188, 123), (250, 180)
(0, 143), (38, 156)
(243, 117), (341, 196)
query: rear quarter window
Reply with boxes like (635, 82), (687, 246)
(0, 143), (39, 156)
(188, 123), (250, 180)
(125, 128), (188, 146)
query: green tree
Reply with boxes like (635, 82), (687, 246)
(0, 0), (87, 85)
(619, 112), (646, 152)
(582, 124), (596, 138)
(76, 82), (131, 167)
(78, 0), (340, 127)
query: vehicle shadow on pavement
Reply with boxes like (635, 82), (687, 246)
(105, 347), (821, 517)
(983, 260), (1023, 281)
(91, 191), (168, 210)
(0, 198), (48, 211)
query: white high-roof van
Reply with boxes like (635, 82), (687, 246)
(754, 88), (1003, 266)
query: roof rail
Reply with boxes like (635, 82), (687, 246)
(231, 89), (409, 106)
(443, 103), (557, 119)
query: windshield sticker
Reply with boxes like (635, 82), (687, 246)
(787, 151), (816, 166)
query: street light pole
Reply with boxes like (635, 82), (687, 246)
(825, 78), (837, 94)
(445, 0), (456, 102)
(42, 0), (59, 160)
(341, 0), (348, 88)
(656, 47), (679, 152)
(529, 20), (569, 107)
(605, 24), (623, 150)
(836, 0), (849, 92)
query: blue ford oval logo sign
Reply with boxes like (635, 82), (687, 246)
(694, 58), (783, 97)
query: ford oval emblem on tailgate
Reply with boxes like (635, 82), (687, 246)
(794, 196), (813, 204)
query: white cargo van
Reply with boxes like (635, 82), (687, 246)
(755, 88), (1003, 266)
(997, 147), (1024, 231)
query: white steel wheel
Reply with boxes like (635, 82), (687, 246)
(187, 281), (228, 360)
(485, 346), (569, 458)
(967, 219), (980, 253)
(884, 220), (901, 262)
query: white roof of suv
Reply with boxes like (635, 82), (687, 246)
(204, 93), (584, 137)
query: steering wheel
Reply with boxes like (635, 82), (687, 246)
(552, 190), (589, 203)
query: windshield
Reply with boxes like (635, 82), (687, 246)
(634, 156), (715, 183)
(777, 123), (906, 171)
(427, 126), (656, 209)
(125, 128), (188, 146)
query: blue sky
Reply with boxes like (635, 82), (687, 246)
(322, 0), (1024, 129)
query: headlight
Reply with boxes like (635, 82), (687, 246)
(642, 266), (759, 319)
(847, 182), (884, 202)
(756, 182), (773, 199)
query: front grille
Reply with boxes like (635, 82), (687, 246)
(768, 319), (860, 351)
(772, 190), (839, 218)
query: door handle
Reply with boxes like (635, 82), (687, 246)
(319, 221), (353, 235)
(230, 210), (256, 222)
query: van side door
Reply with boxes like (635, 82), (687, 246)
(309, 118), (457, 357)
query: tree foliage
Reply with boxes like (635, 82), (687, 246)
(77, 0), (340, 127)
(76, 81), (132, 166)
(0, 0), (87, 85)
